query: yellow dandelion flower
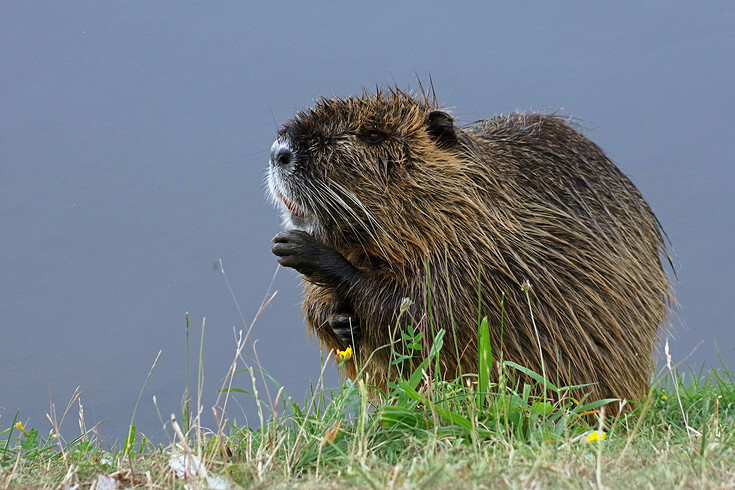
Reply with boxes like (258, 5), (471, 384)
(661, 395), (667, 401)
(336, 347), (352, 363)
(320, 421), (343, 448)
(585, 430), (607, 442)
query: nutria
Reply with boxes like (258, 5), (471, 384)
(268, 89), (672, 405)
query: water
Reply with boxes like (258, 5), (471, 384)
(1, 2), (733, 443)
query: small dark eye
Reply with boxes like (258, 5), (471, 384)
(360, 129), (385, 145)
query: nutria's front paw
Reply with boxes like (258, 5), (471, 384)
(328, 313), (361, 348)
(271, 230), (356, 288)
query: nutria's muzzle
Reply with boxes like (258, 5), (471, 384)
(267, 138), (314, 232)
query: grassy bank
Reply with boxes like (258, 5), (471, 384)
(2, 322), (734, 489)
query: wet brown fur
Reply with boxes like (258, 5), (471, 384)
(275, 89), (672, 405)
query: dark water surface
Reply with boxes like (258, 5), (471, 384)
(1, 2), (733, 443)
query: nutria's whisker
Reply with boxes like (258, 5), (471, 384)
(323, 180), (397, 260)
(314, 179), (393, 262)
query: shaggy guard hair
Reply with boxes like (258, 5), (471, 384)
(269, 89), (673, 405)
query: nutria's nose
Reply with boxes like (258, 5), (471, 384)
(271, 141), (294, 168)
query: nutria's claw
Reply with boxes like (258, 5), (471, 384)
(328, 313), (360, 348)
(271, 229), (357, 288)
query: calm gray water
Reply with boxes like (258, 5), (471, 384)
(1, 2), (733, 443)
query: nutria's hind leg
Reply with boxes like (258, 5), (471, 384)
(303, 283), (362, 353)
(328, 311), (361, 350)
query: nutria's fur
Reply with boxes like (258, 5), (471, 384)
(268, 89), (672, 405)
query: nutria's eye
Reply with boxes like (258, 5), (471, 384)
(360, 129), (385, 145)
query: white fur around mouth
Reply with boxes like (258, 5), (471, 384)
(267, 163), (317, 232)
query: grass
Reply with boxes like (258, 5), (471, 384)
(2, 275), (734, 488)
(2, 329), (734, 489)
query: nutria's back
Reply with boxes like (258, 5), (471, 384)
(268, 90), (672, 405)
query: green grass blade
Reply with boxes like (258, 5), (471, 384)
(125, 349), (162, 456)
(478, 316), (492, 402)
(503, 361), (561, 393)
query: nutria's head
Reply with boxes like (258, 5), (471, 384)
(267, 91), (486, 263)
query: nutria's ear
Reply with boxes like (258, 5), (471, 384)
(426, 110), (458, 148)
